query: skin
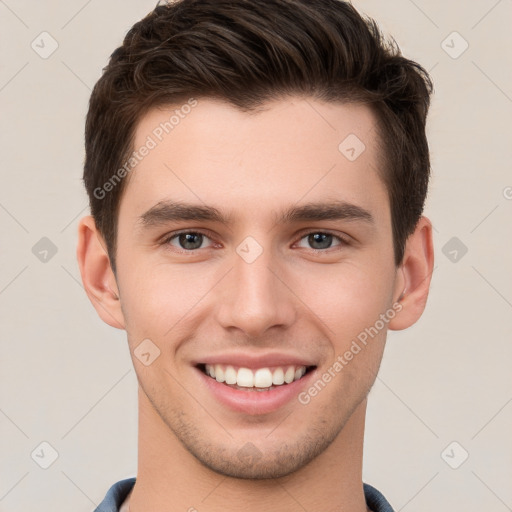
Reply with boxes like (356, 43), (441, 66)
(77, 97), (434, 512)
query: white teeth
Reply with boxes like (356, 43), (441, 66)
(294, 367), (306, 380)
(254, 368), (273, 388)
(224, 365), (237, 385)
(215, 364), (225, 383)
(284, 366), (295, 384)
(203, 364), (309, 389)
(272, 367), (284, 385)
(237, 368), (254, 387)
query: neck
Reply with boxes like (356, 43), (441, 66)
(128, 386), (370, 512)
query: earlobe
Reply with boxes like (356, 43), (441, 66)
(76, 215), (126, 330)
(388, 216), (434, 331)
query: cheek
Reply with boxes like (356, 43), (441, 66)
(117, 261), (218, 340)
(288, 260), (395, 340)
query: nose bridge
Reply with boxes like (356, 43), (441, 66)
(235, 244), (276, 302)
(215, 237), (295, 336)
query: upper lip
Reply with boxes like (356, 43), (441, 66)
(194, 352), (317, 369)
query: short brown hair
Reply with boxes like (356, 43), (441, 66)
(84, 0), (433, 272)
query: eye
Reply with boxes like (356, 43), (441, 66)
(161, 229), (350, 254)
(295, 231), (348, 251)
(163, 231), (215, 251)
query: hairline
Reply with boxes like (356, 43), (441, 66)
(106, 93), (396, 273)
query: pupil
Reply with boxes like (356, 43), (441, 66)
(180, 233), (202, 250)
(309, 233), (332, 249)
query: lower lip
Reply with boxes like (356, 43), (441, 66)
(196, 367), (316, 415)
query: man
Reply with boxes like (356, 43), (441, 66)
(77, 0), (434, 510)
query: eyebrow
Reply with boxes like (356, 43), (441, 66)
(137, 199), (375, 228)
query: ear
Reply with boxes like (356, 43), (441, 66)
(76, 215), (126, 330)
(388, 216), (434, 331)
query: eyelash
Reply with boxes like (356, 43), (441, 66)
(160, 229), (351, 254)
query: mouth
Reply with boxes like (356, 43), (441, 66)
(192, 351), (319, 415)
(194, 361), (318, 415)
(197, 363), (316, 392)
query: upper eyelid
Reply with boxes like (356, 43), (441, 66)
(162, 228), (350, 248)
(295, 230), (349, 245)
(161, 228), (216, 243)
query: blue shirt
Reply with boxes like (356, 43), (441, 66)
(94, 477), (395, 511)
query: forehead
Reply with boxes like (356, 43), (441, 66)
(120, 96), (389, 227)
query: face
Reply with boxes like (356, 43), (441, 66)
(114, 97), (402, 478)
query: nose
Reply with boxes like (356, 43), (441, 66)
(215, 241), (297, 339)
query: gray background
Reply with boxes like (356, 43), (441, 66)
(0, 0), (511, 510)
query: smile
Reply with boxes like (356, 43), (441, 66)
(200, 363), (314, 391)
(195, 361), (317, 415)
